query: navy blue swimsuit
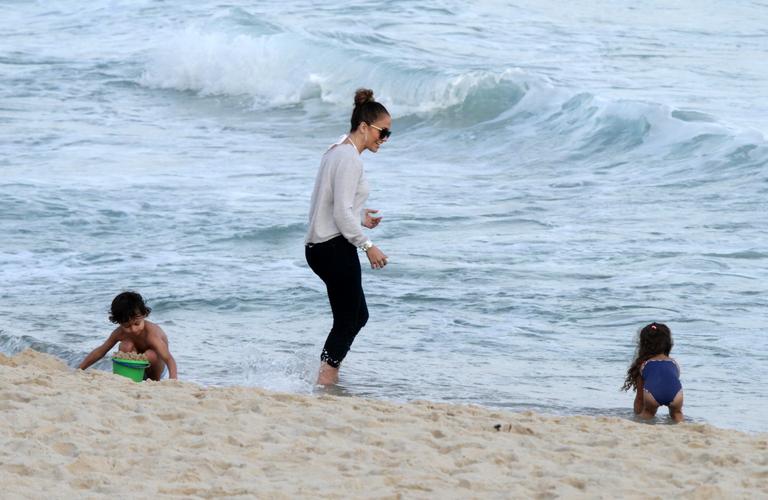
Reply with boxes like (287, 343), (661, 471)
(641, 359), (682, 406)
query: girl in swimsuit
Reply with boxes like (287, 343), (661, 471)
(621, 322), (684, 423)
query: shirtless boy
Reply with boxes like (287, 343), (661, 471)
(79, 291), (178, 380)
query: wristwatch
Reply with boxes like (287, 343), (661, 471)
(360, 241), (374, 252)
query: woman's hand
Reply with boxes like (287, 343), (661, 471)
(365, 245), (388, 269)
(363, 208), (382, 229)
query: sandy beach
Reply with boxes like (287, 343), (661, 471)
(1, 350), (765, 499)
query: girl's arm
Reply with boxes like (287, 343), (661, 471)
(633, 376), (645, 414)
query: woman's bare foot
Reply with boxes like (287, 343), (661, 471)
(317, 362), (339, 385)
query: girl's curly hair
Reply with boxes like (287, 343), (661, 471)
(621, 322), (673, 391)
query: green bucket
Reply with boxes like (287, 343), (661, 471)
(111, 357), (150, 382)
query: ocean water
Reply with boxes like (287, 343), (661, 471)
(1, 1), (766, 432)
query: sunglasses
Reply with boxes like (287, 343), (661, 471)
(369, 124), (391, 140)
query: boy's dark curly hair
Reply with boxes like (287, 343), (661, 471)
(621, 322), (673, 392)
(109, 291), (151, 324)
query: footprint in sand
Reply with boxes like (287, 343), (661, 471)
(6, 464), (35, 476)
(157, 412), (185, 421)
(52, 442), (79, 457)
(3, 391), (32, 403)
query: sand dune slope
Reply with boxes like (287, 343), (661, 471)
(1, 350), (766, 499)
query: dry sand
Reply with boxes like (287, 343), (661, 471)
(1, 350), (766, 499)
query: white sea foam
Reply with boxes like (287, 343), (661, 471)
(139, 27), (767, 159)
(139, 28), (317, 106)
(138, 27), (539, 116)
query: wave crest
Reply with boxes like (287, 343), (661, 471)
(138, 27), (531, 119)
(138, 26), (767, 164)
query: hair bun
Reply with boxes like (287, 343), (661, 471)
(354, 88), (375, 107)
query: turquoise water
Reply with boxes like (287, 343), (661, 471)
(1, 1), (766, 432)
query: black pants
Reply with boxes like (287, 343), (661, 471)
(305, 235), (369, 368)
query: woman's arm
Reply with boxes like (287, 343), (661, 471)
(331, 155), (368, 248)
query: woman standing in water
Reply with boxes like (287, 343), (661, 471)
(305, 88), (391, 385)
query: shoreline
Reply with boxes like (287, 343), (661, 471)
(2, 349), (766, 498)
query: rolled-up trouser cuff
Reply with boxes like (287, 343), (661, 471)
(321, 349), (342, 368)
